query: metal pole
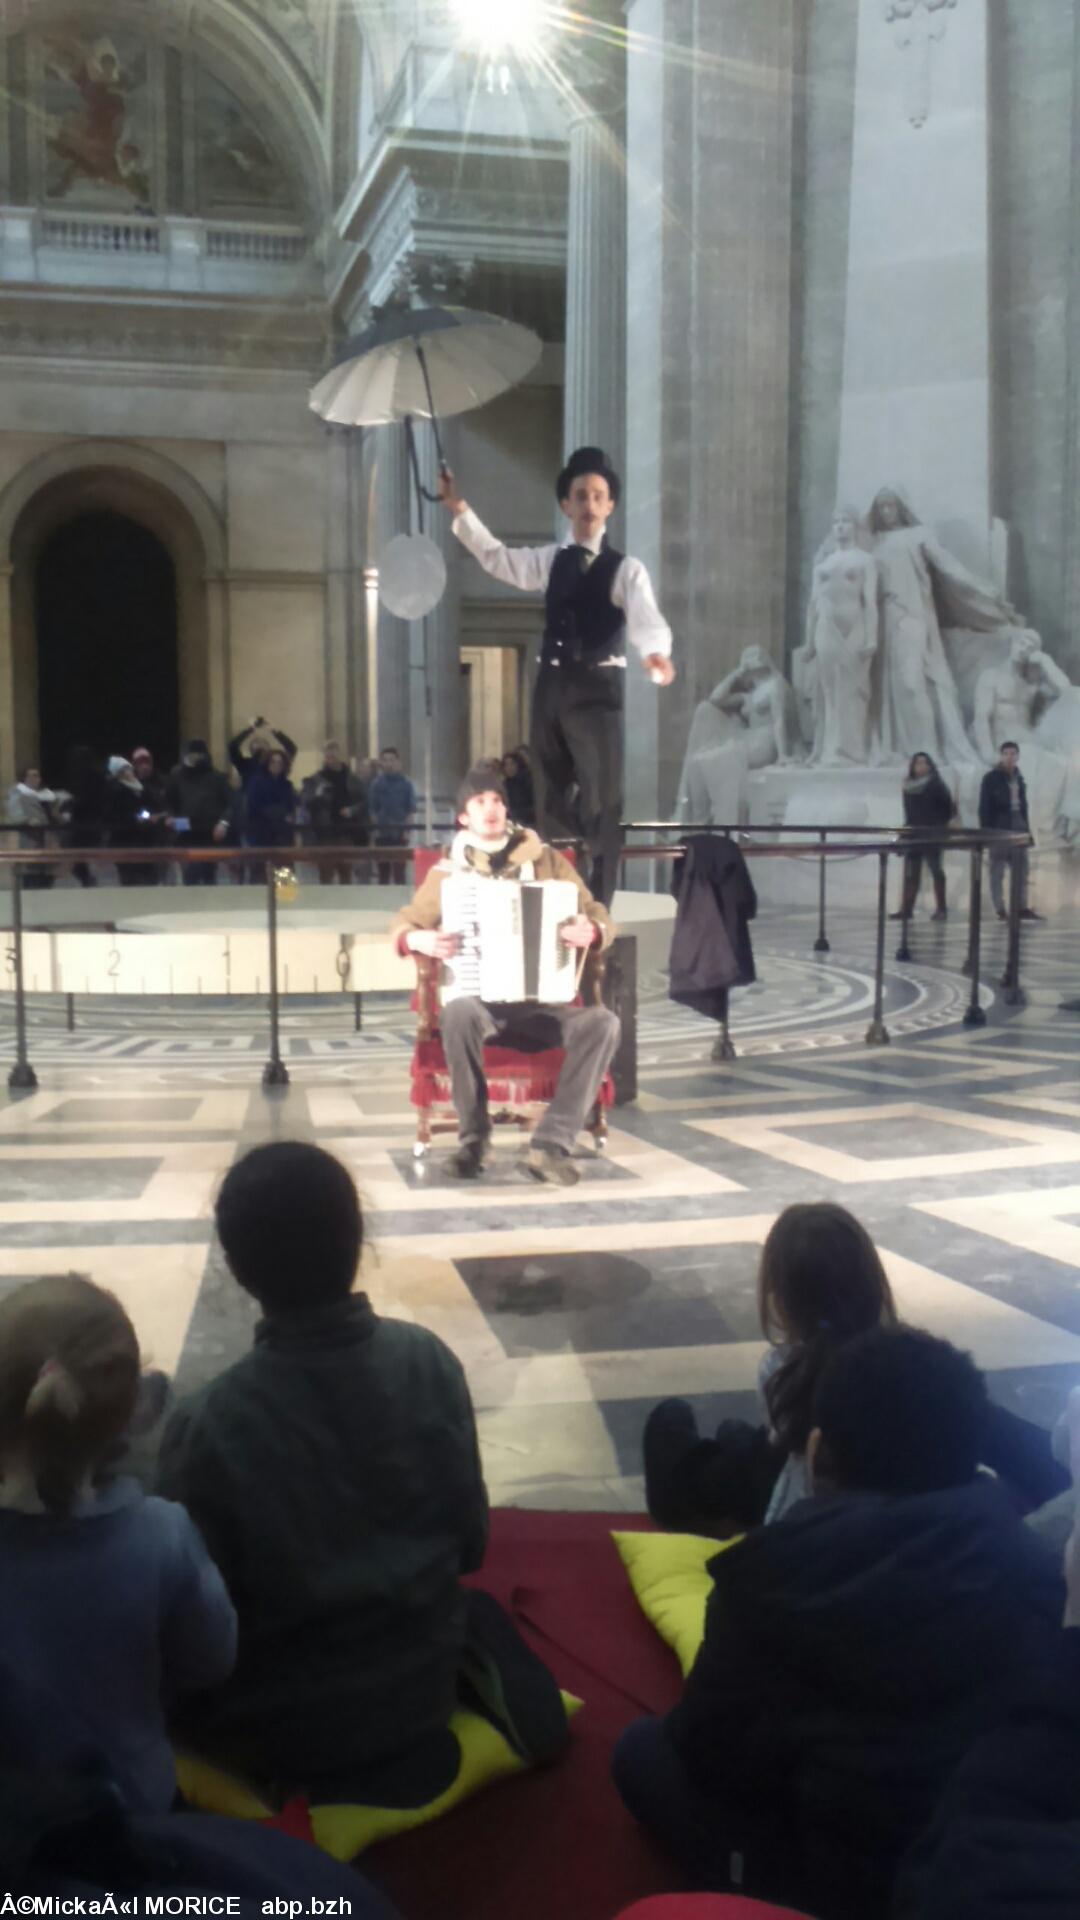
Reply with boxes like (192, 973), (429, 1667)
(895, 847), (913, 963)
(813, 830), (830, 954)
(963, 848), (987, 1027)
(865, 848), (891, 1046)
(1001, 843), (1026, 1006)
(8, 861), (37, 1089)
(262, 860), (289, 1087)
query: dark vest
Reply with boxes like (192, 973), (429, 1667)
(541, 543), (625, 669)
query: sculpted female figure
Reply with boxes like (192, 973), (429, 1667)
(868, 488), (1013, 765)
(799, 509), (878, 766)
(678, 645), (799, 823)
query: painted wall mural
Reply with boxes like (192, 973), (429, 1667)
(197, 72), (293, 212)
(43, 29), (153, 210)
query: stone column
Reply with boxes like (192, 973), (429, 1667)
(563, 20), (627, 542)
(837, 0), (993, 572)
(625, 0), (797, 820)
(411, 420), (464, 822)
(371, 424), (413, 765)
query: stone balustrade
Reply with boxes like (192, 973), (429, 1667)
(0, 209), (316, 293)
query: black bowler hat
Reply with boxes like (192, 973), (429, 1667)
(456, 762), (508, 816)
(556, 444), (621, 507)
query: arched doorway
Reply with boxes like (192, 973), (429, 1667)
(35, 511), (180, 782)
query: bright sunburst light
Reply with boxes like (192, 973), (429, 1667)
(449, 0), (548, 56)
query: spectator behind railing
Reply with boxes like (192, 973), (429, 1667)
(244, 747), (296, 855)
(0, 1273), (236, 1811)
(369, 746), (417, 884)
(65, 744), (111, 889)
(502, 749), (536, 826)
(300, 740), (369, 884)
(165, 739), (232, 888)
(6, 766), (61, 889)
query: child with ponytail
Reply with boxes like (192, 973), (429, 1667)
(0, 1273), (236, 1808)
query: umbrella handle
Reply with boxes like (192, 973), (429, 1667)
(403, 414), (444, 525)
(413, 343), (448, 472)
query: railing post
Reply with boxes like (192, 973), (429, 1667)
(1001, 842), (1026, 1006)
(262, 860), (289, 1088)
(894, 844), (913, 962)
(813, 830), (830, 953)
(8, 861), (37, 1089)
(962, 848), (988, 1027)
(865, 848), (891, 1046)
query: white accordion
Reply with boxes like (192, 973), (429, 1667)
(440, 874), (582, 1004)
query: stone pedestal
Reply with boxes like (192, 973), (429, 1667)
(837, 0), (993, 573)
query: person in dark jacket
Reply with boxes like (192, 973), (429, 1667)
(891, 751), (955, 920)
(301, 741), (368, 884)
(502, 751), (536, 827)
(157, 1141), (564, 1805)
(64, 744), (111, 888)
(228, 718), (298, 792)
(243, 748), (295, 854)
(614, 1326), (1066, 1920)
(165, 741), (232, 887)
(898, 1386), (1080, 1920)
(979, 739), (1040, 921)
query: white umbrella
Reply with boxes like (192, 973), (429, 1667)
(310, 304), (543, 437)
(310, 305), (543, 843)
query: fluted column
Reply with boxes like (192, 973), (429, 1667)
(563, 35), (627, 539)
(411, 420), (464, 821)
(625, 0), (796, 818)
(371, 425), (413, 766)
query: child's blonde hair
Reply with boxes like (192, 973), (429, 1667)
(0, 1274), (140, 1514)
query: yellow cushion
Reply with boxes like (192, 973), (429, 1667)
(612, 1529), (740, 1676)
(175, 1693), (582, 1862)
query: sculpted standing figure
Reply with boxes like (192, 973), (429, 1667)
(868, 487), (1013, 766)
(799, 509), (879, 766)
(973, 629), (1080, 848)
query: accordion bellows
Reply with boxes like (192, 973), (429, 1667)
(440, 873), (582, 1004)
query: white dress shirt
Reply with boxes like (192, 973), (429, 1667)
(452, 507), (673, 666)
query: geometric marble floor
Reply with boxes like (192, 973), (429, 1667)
(0, 904), (1077, 1511)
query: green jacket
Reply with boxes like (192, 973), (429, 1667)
(156, 1294), (488, 1786)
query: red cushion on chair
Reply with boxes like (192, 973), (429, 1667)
(412, 1037), (614, 1112)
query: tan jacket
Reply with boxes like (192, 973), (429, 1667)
(390, 827), (615, 955)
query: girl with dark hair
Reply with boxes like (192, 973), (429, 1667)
(891, 749), (956, 920)
(645, 1204), (895, 1534)
(0, 1274), (236, 1808)
(643, 1202), (1068, 1536)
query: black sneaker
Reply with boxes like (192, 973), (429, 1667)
(449, 1140), (490, 1179)
(459, 1589), (569, 1765)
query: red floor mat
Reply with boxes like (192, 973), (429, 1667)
(366, 1510), (682, 1920)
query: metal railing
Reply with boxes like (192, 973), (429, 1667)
(0, 827), (1032, 1092)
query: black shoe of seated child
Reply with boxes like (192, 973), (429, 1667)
(458, 1589), (570, 1766)
(449, 1140), (489, 1179)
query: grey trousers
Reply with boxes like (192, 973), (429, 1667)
(988, 846), (1028, 914)
(440, 995), (621, 1153)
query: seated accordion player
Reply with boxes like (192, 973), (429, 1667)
(440, 873), (584, 1004)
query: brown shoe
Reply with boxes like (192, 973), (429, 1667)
(518, 1145), (580, 1187)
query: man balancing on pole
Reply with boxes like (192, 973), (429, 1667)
(438, 447), (675, 908)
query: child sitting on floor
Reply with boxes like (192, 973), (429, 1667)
(0, 1273), (237, 1810)
(644, 1200), (1070, 1536)
(157, 1140), (566, 1808)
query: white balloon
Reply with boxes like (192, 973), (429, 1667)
(377, 534), (447, 619)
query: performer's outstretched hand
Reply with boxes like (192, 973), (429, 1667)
(437, 467), (467, 516)
(643, 653), (676, 687)
(407, 929), (463, 960)
(560, 914), (597, 950)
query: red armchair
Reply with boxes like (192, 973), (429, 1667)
(407, 844), (615, 1159)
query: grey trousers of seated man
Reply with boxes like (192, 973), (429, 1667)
(439, 996), (621, 1154)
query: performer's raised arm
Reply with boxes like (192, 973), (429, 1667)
(438, 468), (554, 593)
